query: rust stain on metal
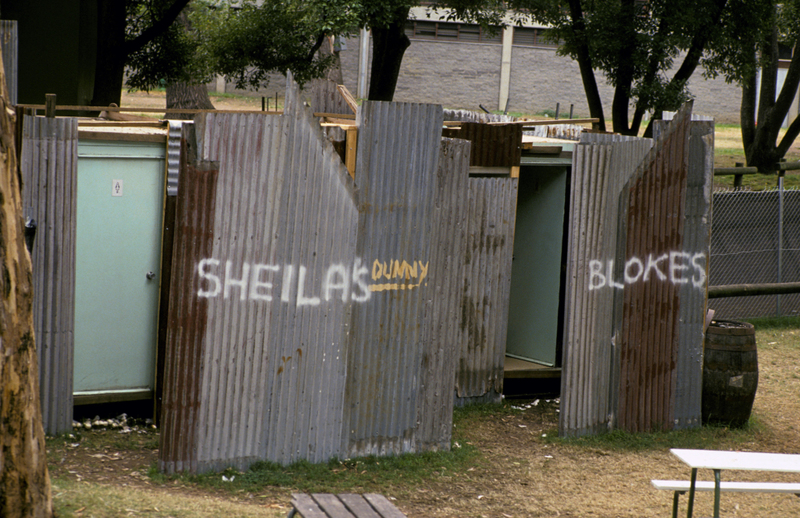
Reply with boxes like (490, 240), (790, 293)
(160, 129), (218, 474)
(618, 107), (690, 433)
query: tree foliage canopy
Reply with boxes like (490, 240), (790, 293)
(513, 0), (735, 135)
(703, 0), (800, 171)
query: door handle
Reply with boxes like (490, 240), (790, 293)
(146, 271), (156, 280)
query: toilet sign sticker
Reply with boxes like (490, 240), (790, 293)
(112, 179), (123, 197)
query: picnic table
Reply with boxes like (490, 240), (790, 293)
(288, 493), (407, 518)
(669, 448), (800, 518)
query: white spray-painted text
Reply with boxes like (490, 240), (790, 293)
(588, 252), (706, 290)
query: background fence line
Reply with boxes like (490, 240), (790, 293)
(709, 183), (800, 319)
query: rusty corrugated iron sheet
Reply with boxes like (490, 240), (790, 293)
(443, 123), (521, 167)
(343, 100), (461, 457)
(560, 106), (711, 436)
(655, 118), (714, 429)
(407, 136), (471, 450)
(21, 115), (78, 435)
(560, 138), (654, 436)
(161, 82), (359, 473)
(160, 81), (469, 472)
(616, 105), (693, 433)
(456, 177), (518, 402)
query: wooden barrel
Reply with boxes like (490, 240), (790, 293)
(701, 320), (758, 428)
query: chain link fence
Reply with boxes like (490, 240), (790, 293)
(709, 183), (800, 319)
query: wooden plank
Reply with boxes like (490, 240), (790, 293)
(468, 166), (511, 177)
(79, 120), (166, 127)
(45, 94), (56, 118)
(77, 130), (167, 143)
(315, 112), (356, 119)
(291, 494), (329, 518)
(708, 281), (800, 298)
(510, 166), (520, 178)
(361, 494), (406, 518)
(345, 127), (358, 179)
(337, 494), (382, 518)
(311, 494), (356, 518)
(337, 84), (359, 114)
(521, 143), (562, 154)
(322, 118), (358, 127)
(17, 103), (283, 115)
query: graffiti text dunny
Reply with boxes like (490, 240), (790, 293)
(588, 252), (706, 290)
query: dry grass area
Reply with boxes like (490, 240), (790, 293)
(47, 321), (800, 518)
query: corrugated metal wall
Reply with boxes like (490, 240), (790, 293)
(442, 123), (520, 403)
(457, 178), (518, 401)
(560, 104), (712, 436)
(615, 110), (691, 433)
(658, 118), (714, 429)
(343, 100), (463, 457)
(21, 116), (78, 435)
(160, 81), (470, 473)
(561, 135), (653, 436)
(161, 97), (359, 472)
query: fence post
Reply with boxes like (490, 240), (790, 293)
(734, 162), (744, 189)
(777, 168), (785, 316)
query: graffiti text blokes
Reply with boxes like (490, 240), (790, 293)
(588, 252), (706, 290)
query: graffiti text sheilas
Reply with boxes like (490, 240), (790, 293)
(196, 258), (372, 305)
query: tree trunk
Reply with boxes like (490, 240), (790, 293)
(91, 0), (192, 110)
(90, 0), (127, 108)
(367, 7), (411, 102)
(568, 0), (606, 131)
(165, 9), (215, 120)
(610, 0), (637, 135)
(166, 82), (215, 120)
(0, 48), (53, 518)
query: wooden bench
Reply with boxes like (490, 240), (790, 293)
(287, 493), (407, 518)
(652, 479), (800, 518)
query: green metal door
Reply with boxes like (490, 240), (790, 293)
(74, 139), (165, 400)
(506, 166), (568, 366)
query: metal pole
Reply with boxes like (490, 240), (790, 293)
(358, 28), (370, 99)
(777, 174), (784, 316)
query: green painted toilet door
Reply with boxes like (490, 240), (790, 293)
(73, 139), (165, 399)
(506, 166), (567, 366)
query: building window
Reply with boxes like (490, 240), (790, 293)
(512, 27), (557, 48)
(405, 20), (502, 44)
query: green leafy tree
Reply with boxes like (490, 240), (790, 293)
(513, 0), (735, 135)
(189, 0), (506, 102)
(189, 0), (355, 90)
(704, 0), (800, 172)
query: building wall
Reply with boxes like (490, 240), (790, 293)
(224, 32), (745, 124)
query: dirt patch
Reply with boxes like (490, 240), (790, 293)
(49, 332), (800, 518)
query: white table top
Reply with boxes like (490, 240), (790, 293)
(671, 449), (800, 473)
